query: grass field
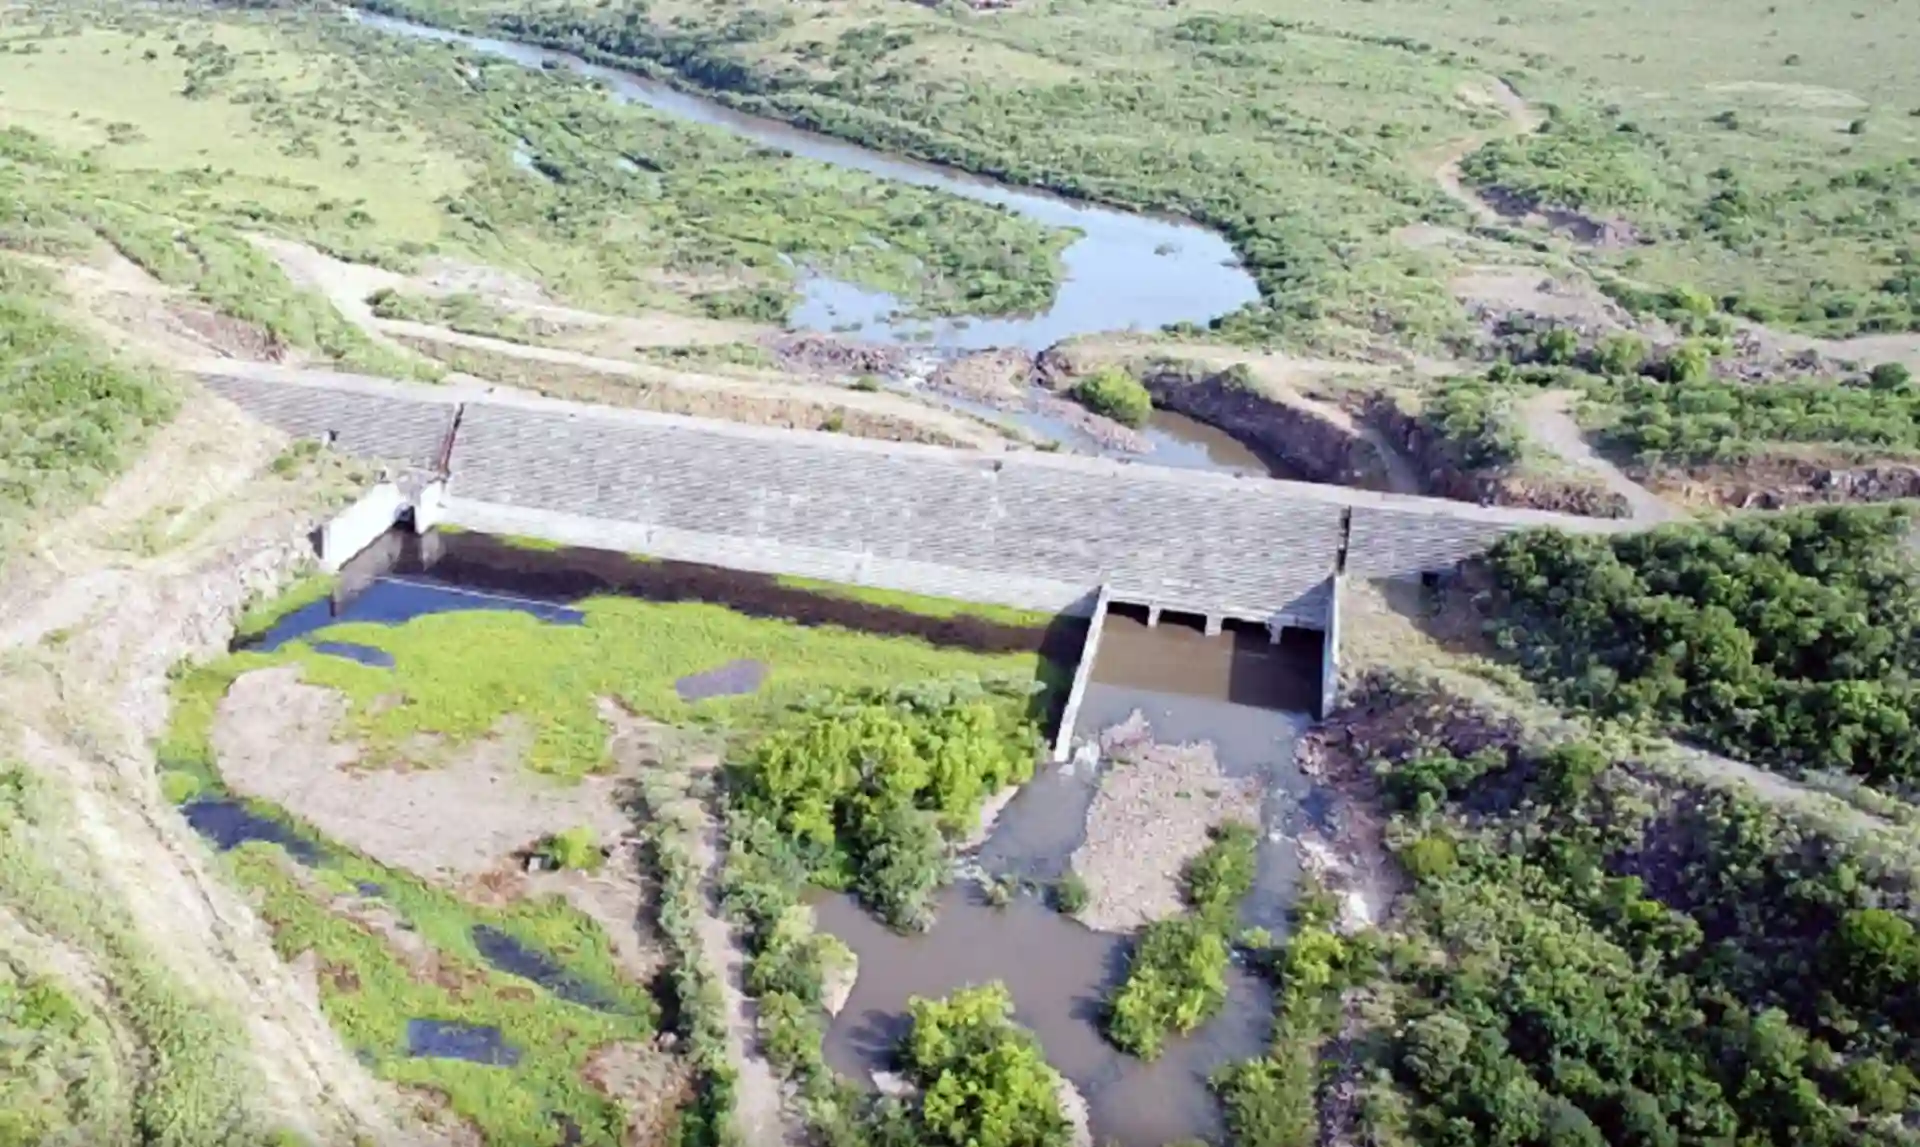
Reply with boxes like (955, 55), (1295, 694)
(0, 255), (175, 564)
(0, 1), (1072, 329)
(0, 762), (277, 1147)
(365, 0), (1920, 348)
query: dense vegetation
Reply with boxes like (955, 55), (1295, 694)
(1405, 378), (1526, 474)
(892, 985), (1071, 1147)
(1258, 682), (1920, 1147)
(734, 678), (1039, 929)
(1070, 367), (1154, 428)
(1485, 507), (1920, 785)
(1105, 821), (1257, 1059)
(0, 255), (175, 559)
(1590, 372), (1920, 465)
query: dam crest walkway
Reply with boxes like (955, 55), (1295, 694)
(196, 362), (1623, 630)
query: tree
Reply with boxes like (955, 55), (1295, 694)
(1538, 327), (1580, 366)
(1596, 333), (1647, 376)
(1401, 1012), (1473, 1093)
(1827, 908), (1920, 996)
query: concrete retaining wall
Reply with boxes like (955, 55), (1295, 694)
(205, 365), (1631, 633)
(1320, 574), (1343, 719)
(1051, 586), (1113, 762)
(318, 483), (407, 571)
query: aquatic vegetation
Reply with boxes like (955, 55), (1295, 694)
(1105, 821), (1258, 1060)
(231, 841), (663, 1145)
(232, 572), (337, 643)
(169, 593), (1045, 782)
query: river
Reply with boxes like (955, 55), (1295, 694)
(346, 10), (1260, 352)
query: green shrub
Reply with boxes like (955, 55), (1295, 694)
(1211, 1041), (1317, 1147)
(1419, 380), (1524, 472)
(1070, 368), (1153, 428)
(1591, 371), (1920, 462)
(158, 770), (204, 806)
(1487, 506), (1920, 783)
(1105, 916), (1231, 1059)
(1050, 871), (1088, 915)
(1399, 834), (1457, 881)
(1870, 362), (1913, 391)
(899, 984), (1070, 1147)
(735, 678), (1037, 930)
(1595, 333), (1647, 377)
(1181, 821), (1258, 921)
(539, 825), (604, 871)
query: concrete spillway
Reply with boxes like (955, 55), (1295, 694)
(199, 363), (1621, 631)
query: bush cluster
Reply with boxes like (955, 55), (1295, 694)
(1591, 372), (1920, 464)
(1070, 367), (1154, 428)
(1486, 507), (1920, 784)
(1349, 694), (1920, 1147)
(1104, 822), (1257, 1059)
(733, 678), (1038, 930)
(896, 984), (1071, 1147)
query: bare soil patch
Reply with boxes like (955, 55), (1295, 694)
(389, 330), (1010, 450)
(211, 666), (632, 879)
(1643, 454), (1920, 510)
(927, 348), (1037, 408)
(1069, 712), (1263, 933)
(583, 1039), (697, 1147)
(1518, 390), (1682, 523)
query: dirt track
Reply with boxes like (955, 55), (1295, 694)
(0, 395), (419, 1144)
(1517, 390), (1679, 523)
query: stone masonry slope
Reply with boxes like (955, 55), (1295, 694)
(194, 363), (1628, 627)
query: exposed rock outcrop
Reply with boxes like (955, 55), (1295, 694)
(1651, 457), (1920, 510)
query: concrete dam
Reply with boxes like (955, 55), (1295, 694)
(199, 363), (1621, 724)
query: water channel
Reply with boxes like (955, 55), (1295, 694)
(346, 10), (1260, 352)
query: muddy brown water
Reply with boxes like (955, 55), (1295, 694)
(822, 613), (1324, 1145)
(817, 886), (1273, 1147)
(258, 529), (1323, 1143)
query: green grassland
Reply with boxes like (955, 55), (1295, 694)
(366, 0), (1920, 348)
(0, 254), (175, 564)
(0, 1), (1072, 334)
(0, 762), (277, 1147)
(151, 581), (1049, 1143)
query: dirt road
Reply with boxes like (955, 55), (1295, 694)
(1518, 390), (1680, 524)
(0, 394), (419, 1144)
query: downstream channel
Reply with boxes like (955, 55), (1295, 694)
(348, 10), (1260, 352)
(232, 529), (1319, 1145)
